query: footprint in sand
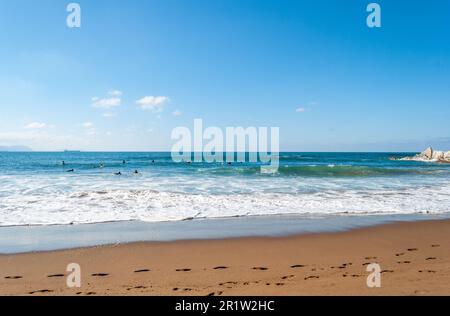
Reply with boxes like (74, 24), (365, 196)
(213, 266), (228, 270)
(207, 291), (223, 296)
(362, 263), (371, 266)
(176, 268), (192, 272)
(275, 283), (284, 286)
(419, 270), (436, 273)
(5, 276), (23, 280)
(290, 264), (306, 268)
(365, 256), (377, 260)
(252, 267), (268, 271)
(381, 270), (394, 274)
(281, 275), (295, 280)
(219, 281), (238, 286)
(304, 276), (320, 280)
(431, 244), (440, 248)
(332, 265), (347, 269)
(395, 253), (405, 257)
(127, 286), (147, 291)
(91, 273), (109, 277)
(47, 274), (65, 278)
(134, 269), (150, 273)
(426, 257), (437, 261)
(397, 261), (411, 264)
(407, 248), (418, 252)
(29, 289), (53, 294)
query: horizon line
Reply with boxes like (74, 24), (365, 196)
(0, 150), (422, 153)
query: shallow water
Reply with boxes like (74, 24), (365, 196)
(1, 213), (449, 254)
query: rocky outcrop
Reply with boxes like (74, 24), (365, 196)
(397, 147), (450, 163)
(422, 147), (433, 159)
(445, 151), (450, 160)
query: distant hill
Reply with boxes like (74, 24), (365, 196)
(0, 146), (33, 152)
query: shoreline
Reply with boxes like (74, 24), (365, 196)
(1, 213), (449, 254)
(1, 219), (449, 295)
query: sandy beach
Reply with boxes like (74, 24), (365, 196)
(1, 219), (449, 296)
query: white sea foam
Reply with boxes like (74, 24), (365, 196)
(1, 176), (450, 226)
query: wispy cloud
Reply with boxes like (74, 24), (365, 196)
(92, 96), (121, 109)
(108, 90), (123, 97)
(82, 122), (93, 128)
(25, 122), (46, 129)
(0, 130), (86, 150)
(102, 112), (117, 118)
(82, 122), (97, 135)
(137, 96), (169, 112)
(172, 109), (182, 116)
(296, 102), (319, 113)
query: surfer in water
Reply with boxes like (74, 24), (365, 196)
(115, 171), (122, 176)
(134, 170), (139, 174)
(67, 169), (74, 172)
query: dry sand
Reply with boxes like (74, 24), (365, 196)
(1, 219), (449, 296)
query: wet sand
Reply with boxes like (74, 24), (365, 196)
(1, 219), (449, 296)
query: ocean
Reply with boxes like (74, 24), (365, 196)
(1, 152), (449, 228)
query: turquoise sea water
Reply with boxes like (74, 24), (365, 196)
(0, 152), (449, 227)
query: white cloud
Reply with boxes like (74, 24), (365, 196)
(137, 96), (169, 112)
(102, 112), (117, 118)
(92, 97), (121, 109)
(25, 122), (46, 129)
(296, 102), (318, 113)
(81, 122), (97, 135)
(172, 109), (182, 117)
(108, 90), (123, 96)
(82, 122), (94, 128)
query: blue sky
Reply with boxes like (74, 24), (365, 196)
(0, 0), (449, 151)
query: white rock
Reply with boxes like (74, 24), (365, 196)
(401, 147), (450, 163)
(419, 147), (433, 159)
(432, 150), (444, 160)
(442, 151), (450, 162)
